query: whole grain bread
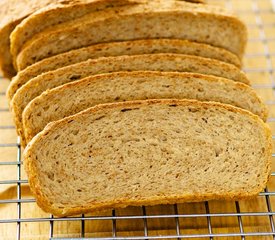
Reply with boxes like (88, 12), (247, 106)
(9, 0), (138, 71)
(7, 39), (241, 101)
(9, 53), (249, 147)
(23, 99), (272, 217)
(13, 0), (247, 70)
(0, 0), (56, 78)
(23, 71), (268, 144)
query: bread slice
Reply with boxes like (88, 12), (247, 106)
(7, 39), (242, 102)
(13, 0), (247, 70)
(10, 53), (249, 146)
(23, 99), (272, 217)
(22, 71), (268, 145)
(0, 0), (56, 78)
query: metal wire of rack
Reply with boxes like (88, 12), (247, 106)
(1, 0), (275, 239)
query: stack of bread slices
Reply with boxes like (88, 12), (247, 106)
(1, 0), (272, 217)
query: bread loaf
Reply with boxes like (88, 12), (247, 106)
(23, 71), (267, 144)
(9, 53), (249, 146)
(23, 99), (272, 217)
(12, 0), (247, 70)
(7, 39), (241, 101)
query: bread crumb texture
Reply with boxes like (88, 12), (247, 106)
(24, 99), (271, 217)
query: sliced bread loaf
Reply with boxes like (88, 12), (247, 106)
(10, 53), (249, 146)
(23, 99), (272, 217)
(13, 0), (247, 70)
(23, 71), (268, 144)
(7, 39), (241, 101)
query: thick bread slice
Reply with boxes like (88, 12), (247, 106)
(23, 99), (272, 217)
(10, 53), (249, 146)
(23, 71), (268, 144)
(9, 0), (138, 71)
(0, 0), (56, 78)
(7, 39), (242, 101)
(13, 1), (247, 70)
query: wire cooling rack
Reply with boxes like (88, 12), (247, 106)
(2, 0), (275, 239)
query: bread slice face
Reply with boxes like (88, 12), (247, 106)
(23, 99), (272, 217)
(13, 0), (247, 70)
(9, 53), (249, 146)
(7, 39), (241, 102)
(23, 71), (267, 144)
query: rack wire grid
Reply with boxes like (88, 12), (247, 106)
(2, 0), (275, 239)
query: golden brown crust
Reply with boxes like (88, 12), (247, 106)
(0, 23), (17, 78)
(24, 99), (272, 217)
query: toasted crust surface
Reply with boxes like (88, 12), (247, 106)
(24, 99), (272, 217)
